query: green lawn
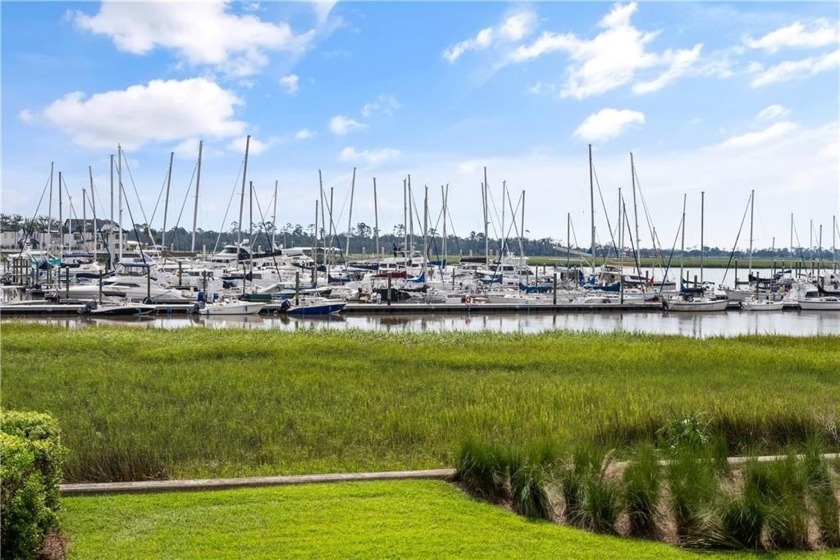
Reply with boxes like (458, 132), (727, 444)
(61, 480), (831, 559)
(3, 324), (839, 482)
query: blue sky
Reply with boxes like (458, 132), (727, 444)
(2, 1), (838, 251)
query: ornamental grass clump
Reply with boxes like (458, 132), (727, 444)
(561, 446), (622, 534)
(720, 458), (766, 550)
(803, 443), (840, 548)
(752, 453), (809, 550)
(455, 439), (520, 501)
(623, 442), (662, 539)
(667, 445), (722, 547)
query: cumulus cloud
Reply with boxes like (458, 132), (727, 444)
(279, 74), (300, 94)
(227, 135), (271, 155)
(361, 94), (402, 118)
(443, 10), (537, 63)
(294, 128), (314, 140)
(36, 78), (245, 149)
(573, 108), (645, 142)
(749, 49), (840, 87)
(509, 2), (702, 98)
(339, 146), (400, 166)
(744, 18), (839, 53)
(72, 2), (315, 77)
(717, 121), (798, 149)
(756, 104), (790, 121)
(329, 115), (366, 135)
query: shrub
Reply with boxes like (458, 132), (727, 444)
(624, 442), (661, 538)
(0, 411), (67, 560)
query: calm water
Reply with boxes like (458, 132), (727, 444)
(9, 309), (839, 338)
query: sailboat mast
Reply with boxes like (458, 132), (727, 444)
(118, 144), (124, 263)
(700, 191), (705, 284)
(318, 170), (325, 266)
(630, 152), (641, 274)
(90, 166), (97, 253)
(748, 189), (754, 274)
(566, 212), (571, 270)
(588, 144), (596, 272)
(162, 151), (174, 251)
(237, 135), (251, 252)
(88, 165), (95, 253)
(442, 184), (448, 265)
(680, 193), (687, 289)
(373, 178), (380, 256)
(272, 179), (278, 252)
(483, 167), (489, 266)
(423, 185), (429, 270)
(520, 190), (526, 261)
(346, 167), (356, 261)
(313, 199), (319, 267)
(407, 175), (414, 255)
(58, 171), (63, 251)
(403, 178), (408, 263)
(191, 140), (203, 253)
(249, 180), (253, 275)
(48, 162), (53, 247)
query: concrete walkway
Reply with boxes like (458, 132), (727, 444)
(60, 468), (456, 496)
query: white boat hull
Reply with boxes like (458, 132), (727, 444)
(741, 300), (784, 311)
(195, 302), (266, 316)
(798, 298), (840, 311)
(664, 298), (729, 312)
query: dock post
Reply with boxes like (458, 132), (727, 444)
(553, 273), (557, 305)
(178, 261), (183, 287)
(65, 267), (70, 300)
(146, 267), (151, 301)
(295, 271), (300, 306)
(98, 272), (103, 305)
(387, 276), (392, 306)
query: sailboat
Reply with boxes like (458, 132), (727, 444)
(663, 193), (728, 312)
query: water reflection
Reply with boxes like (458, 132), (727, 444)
(12, 308), (839, 338)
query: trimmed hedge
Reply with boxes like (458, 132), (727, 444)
(1, 411), (67, 560)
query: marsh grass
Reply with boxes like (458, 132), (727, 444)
(2, 324), (838, 482)
(624, 442), (662, 538)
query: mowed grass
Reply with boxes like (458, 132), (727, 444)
(60, 480), (828, 559)
(2, 323), (839, 482)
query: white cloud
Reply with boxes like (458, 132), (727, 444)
(227, 135), (270, 155)
(632, 44), (702, 94)
(37, 78), (245, 150)
(279, 74), (300, 94)
(361, 94), (402, 118)
(18, 109), (34, 123)
(717, 121), (797, 149)
(173, 138), (201, 158)
(744, 19), (839, 53)
(294, 128), (314, 140)
(310, 0), (338, 25)
(508, 2), (702, 99)
(756, 104), (790, 121)
(443, 10), (537, 63)
(73, 2), (314, 77)
(573, 108), (645, 142)
(339, 146), (400, 166)
(329, 115), (366, 135)
(750, 49), (840, 87)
